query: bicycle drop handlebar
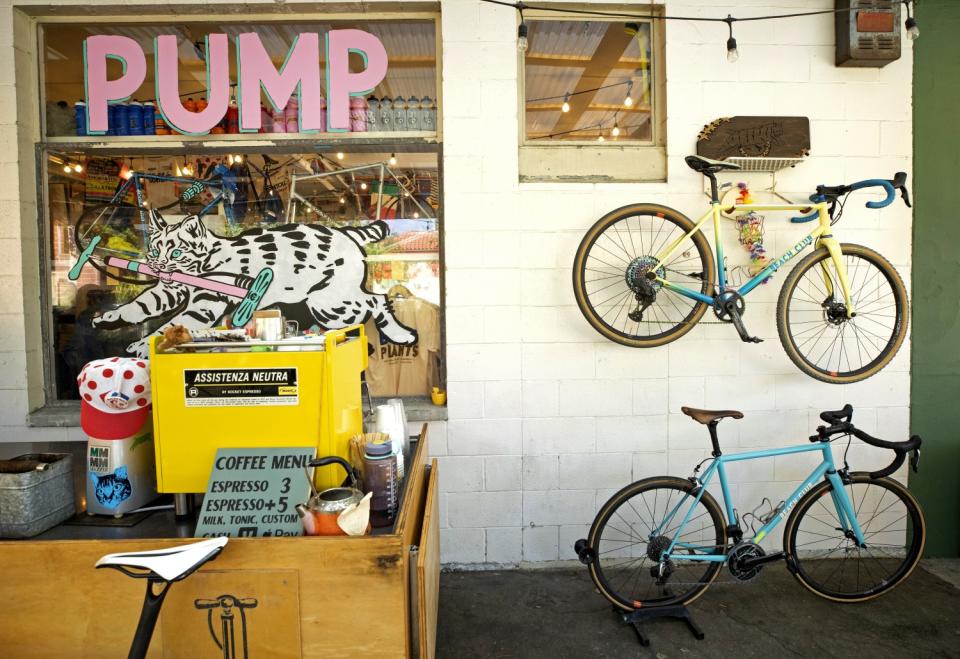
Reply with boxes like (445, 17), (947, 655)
(790, 172), (911, 223)
(810, 404), (922, 479)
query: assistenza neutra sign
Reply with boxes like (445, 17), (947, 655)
(83, 30), (388, 135)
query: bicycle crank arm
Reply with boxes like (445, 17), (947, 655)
(739, 551), (784, 571)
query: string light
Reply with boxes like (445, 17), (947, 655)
(63, 165), (71, 173)
(561, 93), (570, 113)
(73, 163), (83, 173)
(724, 15), (739, 63)
(336, 151), (344, 160)
(413, 211), (420, 219)
(624, 80), (634, 107)
(597, 125), (605, 143)
(480, 0), (921, 60)
(360, 182), (368, 190)
(389, 153), (397, 166)
(904, 0), (919, 40)
(234, 154), (243, 163)
(611, 115), (621, 138)
(339, 196), (346, 204)
(517, 5), (529, 53)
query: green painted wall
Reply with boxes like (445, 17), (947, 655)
(911, 0), (960, 557)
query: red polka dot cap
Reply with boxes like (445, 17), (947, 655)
(78, 357), (151, 440)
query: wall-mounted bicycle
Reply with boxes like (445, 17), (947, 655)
(572, 155), (911, 383)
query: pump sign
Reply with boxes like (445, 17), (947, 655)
(82, 29), (388, 135)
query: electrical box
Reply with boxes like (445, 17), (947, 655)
(836, 0), (901, 67)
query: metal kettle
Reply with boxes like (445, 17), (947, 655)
(297, 456), (363, 536)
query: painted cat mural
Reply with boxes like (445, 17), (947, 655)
(93, 210), (417, 356)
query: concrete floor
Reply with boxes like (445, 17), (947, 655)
(437, 562), (960, 658)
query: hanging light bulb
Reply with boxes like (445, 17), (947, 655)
(389, 153), (397, 166)
(612, 123), (621, 138)
(336, 151), (344, 160)
(234, 154), (243, 163)
(413, 211), (420, 219)
(360, 182), (368, 191)
(624, 81), (634, 107)
(517, 21), (529, 53)
(63, 164), (71, 173)
(597, 132), (605, 143)
(725, 16), (739, 63)
(339, 196), (346, 204)
(904, 1), (920, 41)
(73, 163), (83, 173)
(561, 93), (571, 113)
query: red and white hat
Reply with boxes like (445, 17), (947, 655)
(78, 357), (152, 440)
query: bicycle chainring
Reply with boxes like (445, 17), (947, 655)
(713, 290), (746, 322)
(727, 542), (765, 582)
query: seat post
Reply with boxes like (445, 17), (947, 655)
(128, 579), (173, 659)
(707, 174), (720, 203)
(707, 421), (722, 457)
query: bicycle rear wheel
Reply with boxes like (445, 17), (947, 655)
(777, 243), (908, 383)
(784, 473), (925, 602)
(573, 204), (715, 347)
(587, 477), (727, 609)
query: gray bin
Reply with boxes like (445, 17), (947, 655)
(0, 453), (75, 538)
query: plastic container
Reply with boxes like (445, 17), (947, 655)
(285, 97), (299, 133)
(74, 101), (87, 136)
(114, 103), (129, 136)
(378, 97), (393, 132)
(366, 97), (380, 132)
(142, 101), (156, 135)
(392, 96), (407, 132)
(128, 101), (144, 136)
(421, 96), (436, 132)
(226, 96), (240, 134)
(374, 403), (406, 480)
(363, 439), (398, 528)
(0, 454), (75, 538)
(154, 108), (169, 135)
(350, 96), (367, 132)
(405, 96), (421, 131)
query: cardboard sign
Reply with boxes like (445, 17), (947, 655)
(183, 367), (299, 408)
(195, 447), (314, 538)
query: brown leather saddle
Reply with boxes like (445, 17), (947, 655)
(680, 406), (744, 425)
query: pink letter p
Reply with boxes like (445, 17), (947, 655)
(326, 29), (388, 132)
(84, 35), (147, 134)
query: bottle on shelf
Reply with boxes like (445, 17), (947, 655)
(142, 101), (156, 135)
(114, 103), (129, 136)
(366, 97), (379, 132)
(392, 96), (406, 132)
(405, 96), (421, 131)
(226, 94), (239, 134)
(284, 97), (298, 133)
(379, 97), (393, 131)
(350, 96), (367, 133)
(73, 100), (87, 136)
(363, 438), (398, 528)
(128, 101), (143, 136)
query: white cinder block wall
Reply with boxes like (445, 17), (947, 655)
(437, 0), (912, 566)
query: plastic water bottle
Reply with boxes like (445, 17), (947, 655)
(405, 96), (420, 131)
(128, 102), (143, 136)
(114, 103), (129, 136)
(366, 97), (379, 132)
(142, 101), (156, 135)
(106, 104), (116, 136)
(284, 97), (298, 133)
(74, 101), (87, 136)
(392, 96), (406, 132)
(350, 96), (367, 132)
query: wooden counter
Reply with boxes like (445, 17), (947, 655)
(0, 426), (439, 659)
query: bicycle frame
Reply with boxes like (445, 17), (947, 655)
(652, 201), (857, 316)
(657, 442), (867, 564)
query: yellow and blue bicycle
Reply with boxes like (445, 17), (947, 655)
(572, 155), (911, 383)
(575, 404), (924, 608)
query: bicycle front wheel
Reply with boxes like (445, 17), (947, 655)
(777, 243), (908, 383)
(784, 473), (925, 602)
(587, 477), (727, 610)
(573, 204), (715, 348)
(74, 203), (153, 285)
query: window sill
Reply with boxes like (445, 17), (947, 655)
(27, 397), (448, 429)
(27, 404), (80, 428)
(519, 144), (666, 182)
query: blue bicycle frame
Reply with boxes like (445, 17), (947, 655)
(656, 442), (867, 564)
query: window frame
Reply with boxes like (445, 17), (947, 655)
(517, 6), (667, 182)
(33, 11), (446, 411)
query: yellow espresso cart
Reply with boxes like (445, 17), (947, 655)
(149, 325), (367, 493)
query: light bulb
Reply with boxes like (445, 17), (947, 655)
(123, 169), (134, 180)
(336, 151), (344, 160)
(413, 211), (420, 219)
(597, 133), (605, 143)
(561, 93), (570, 113)
(63, 165), (71, 173)
(389, 153), (397, 166)
(175, 164), (182, 176)
(726, 37), (739, 63)
(73, 163), (83, 173)
(360, 182), (368, 190)
(905, 17), (919, 40)
(612, 124), (621, 137)
(339, 196), (346, 204)
(624, 95), (633, 108)
(227, 154), (234, 165)
(234, 154), (243, 163)
(517, 22), (529, 53)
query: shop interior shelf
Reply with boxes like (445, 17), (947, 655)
(722, 156), (806, 173)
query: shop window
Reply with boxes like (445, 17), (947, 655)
(519, 13), (666, 181)
(38, 16), (443, 408)
(44, 149), (441, 403)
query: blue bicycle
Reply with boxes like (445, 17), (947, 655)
(575, 404), (924, 608)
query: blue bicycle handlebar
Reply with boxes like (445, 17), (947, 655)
(848, 179), (897, 209)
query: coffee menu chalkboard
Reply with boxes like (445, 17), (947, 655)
(195, 447), (314, 538)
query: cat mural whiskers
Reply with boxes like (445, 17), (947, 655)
(93, 210), (417, 357)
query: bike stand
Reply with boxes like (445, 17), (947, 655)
(617, 605), (705, 647)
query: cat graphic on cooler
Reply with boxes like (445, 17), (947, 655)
(93, 210), (417, 357)
(90, 466), (133, 508)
